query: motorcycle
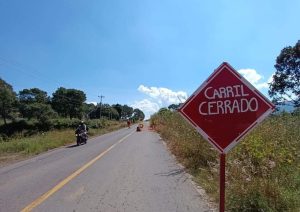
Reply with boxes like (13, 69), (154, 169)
(75, 129), (88, 146)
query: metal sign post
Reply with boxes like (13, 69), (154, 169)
(219, 153), (226, 212)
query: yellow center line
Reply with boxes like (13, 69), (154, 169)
(21, 131), (134, 212)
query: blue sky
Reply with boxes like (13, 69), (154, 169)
(0, 0), (299, 118)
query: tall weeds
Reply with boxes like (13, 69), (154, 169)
(151, 110), (300, 211)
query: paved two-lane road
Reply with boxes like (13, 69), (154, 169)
(0, 124), (213, 212)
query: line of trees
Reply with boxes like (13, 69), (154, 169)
(1, 40), (298, 126)
(0, 79), (145, 127)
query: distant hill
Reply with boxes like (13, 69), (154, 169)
(275, 101), (295, 113)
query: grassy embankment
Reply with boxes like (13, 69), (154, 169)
(151, 110), (300, 211)
(0, 119), (126, 165)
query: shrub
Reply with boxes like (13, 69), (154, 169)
(51, 118), (81, 130)
(0, 119), (35, 137)
(151, 110), (300, 211)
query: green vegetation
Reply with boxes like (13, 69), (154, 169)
(0, 78), (17, 126)
(269, 40), (300, 107)
(149, 41), (300, 211)
(0, 76), (144, 163)
(0, 118), (130, 139)
(150, 109), (300, 211)
(51, 87), (86, 119)
(0, 78), (145, 139)
(0, 119), (126, 161)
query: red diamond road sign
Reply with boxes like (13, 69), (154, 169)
(179, 62), (275, 153)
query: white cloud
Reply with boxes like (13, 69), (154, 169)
(238, 69), (262, 84)
(255, 83), (268, 89)
(238, 69), (270, 89)
(138, 85), (188, 105)
(131, 99), (160, 113)
(267, 74), (274, 83)
(132, 85), (188, 119)
(131, 99), (160, 119)
(86, 101), (97, 105)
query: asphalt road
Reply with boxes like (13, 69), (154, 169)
(0, 124), (213, 212)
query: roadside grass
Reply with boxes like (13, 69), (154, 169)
(0, 130), (74, 155)
(0, 118), (126, 140)
(151, 110), (300, 211)
(0, 120), (126, 163)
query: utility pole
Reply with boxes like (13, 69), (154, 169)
(98, 95), (105, 119)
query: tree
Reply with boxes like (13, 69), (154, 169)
(269, 40), (300, 107)
(36, 104), (57, 130)
(100, 103), (111, 119)
(83, 103), (96, 118)
(19, 102), (57, 121)
(100, 104), (120, 120)
(51, 87), (68, 117)
(109, 107), (120, 120)
(67, 89), (86, 119)
(19, 88), (49, 104)
(168, 103), (180, 111)
(89, 104), (120, 120)
(0, 78), (17, 125)
(18, 88), (52, 120)
(132, 108), (145, 121)
(112, 104), (133, 120)
(120, 105), (133, 120)
(112, 104), (122, 119)
(52, 87), (86, 119)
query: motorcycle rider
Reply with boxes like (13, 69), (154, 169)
(76, 121), (88, 144)
(78, 120), (87, 132)
(127, 119), (131, 128)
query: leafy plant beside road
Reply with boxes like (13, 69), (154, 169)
(151, 107), (299, 211)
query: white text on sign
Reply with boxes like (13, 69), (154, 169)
(199, 85), (258, 115)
